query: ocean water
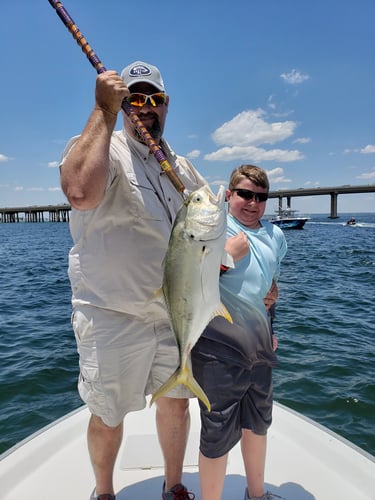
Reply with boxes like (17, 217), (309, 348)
(0, 214), (374, 457)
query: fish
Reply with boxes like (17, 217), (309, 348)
(150, 184), (233, 411)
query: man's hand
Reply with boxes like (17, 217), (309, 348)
(95, 70), (129, 116)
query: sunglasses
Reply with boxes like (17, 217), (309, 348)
(232, 189), (268, 202)
(126, 92), (167, 107)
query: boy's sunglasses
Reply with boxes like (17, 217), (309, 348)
(126, 92), (167, 107)
(232, 189), (268, 202)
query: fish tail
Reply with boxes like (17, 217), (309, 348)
(150, 364), (211, 412)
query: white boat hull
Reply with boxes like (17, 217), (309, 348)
(1, 399), (374, 499)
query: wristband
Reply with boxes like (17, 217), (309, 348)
(220, 264), (230, 275)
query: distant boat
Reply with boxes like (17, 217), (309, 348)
(1, 398), (374, 499)
(270, 208), (310, 230)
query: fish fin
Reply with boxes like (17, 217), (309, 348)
(150, 364), (211, 412)
(148, 287), (165, 305)
(211, 303), (233, 324)
(221, 250), (235, 269)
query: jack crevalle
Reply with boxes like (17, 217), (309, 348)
(150, 184), (233, 411)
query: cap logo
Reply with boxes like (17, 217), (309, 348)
(129, 64), (152, 77)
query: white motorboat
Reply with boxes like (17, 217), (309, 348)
(0, 398), (374, 499)
(270, 208), (310, 230)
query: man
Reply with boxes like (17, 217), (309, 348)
(60, 61), (204, 500)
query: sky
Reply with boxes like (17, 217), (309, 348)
(1, 0), (374, 215)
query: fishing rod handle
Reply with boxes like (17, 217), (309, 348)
(48, 0), (186, 193)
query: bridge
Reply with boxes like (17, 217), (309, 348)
(267, 184), (375, 218)
(0, 204), (70, 223)
(0, 184), (374, 222)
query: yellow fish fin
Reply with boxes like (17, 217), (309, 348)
(148, 287), (165, 306)
(210, 303), (233, 324)
(150, 364), (211, 412)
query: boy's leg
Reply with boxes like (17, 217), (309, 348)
(199, 451), (228, 500)
(241, 429), (267, 498)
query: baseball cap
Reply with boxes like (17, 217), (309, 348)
(121, 61), (165, 92)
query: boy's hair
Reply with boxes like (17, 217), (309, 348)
(228, 164), (269, 191)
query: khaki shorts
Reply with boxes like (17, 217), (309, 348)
(72, 305), (192, 427)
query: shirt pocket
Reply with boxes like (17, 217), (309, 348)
(127, 177), (168, 221)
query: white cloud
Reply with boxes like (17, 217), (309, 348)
(205, 109), (303, 163)
(293, 137), (311, 144)
(280, 69), (310, 84)
(304, 180), (320, 186)
(211, 109), (297, 147)
(15, 186), (24, 191)
(0, 154), (11, 163)
(48, 161), (59, 168)
(356, 168), (375, 180)
(266, 167), (292, 184)
(48, 187), (62, 192)
(204, 145), (303, 163)
(360, 144), (375, 154)
(187, 149), (200, 159)
(344, 144), (375, 154)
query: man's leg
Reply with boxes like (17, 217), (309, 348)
(87, 414), (123, 496)
(155, 397), (190, 490)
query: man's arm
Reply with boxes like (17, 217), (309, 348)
(60, 71), (128, 211)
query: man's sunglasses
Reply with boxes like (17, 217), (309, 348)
(126, 92), (167, 107)
(232, 189), (268, 202)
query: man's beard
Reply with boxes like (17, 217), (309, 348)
(134, 116), (162, 142)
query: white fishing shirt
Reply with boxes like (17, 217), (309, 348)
(62, 130), (206, 320)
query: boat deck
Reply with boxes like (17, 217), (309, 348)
(1, 399), (374, 499)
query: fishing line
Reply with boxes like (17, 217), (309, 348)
(48, 0), (186, 194)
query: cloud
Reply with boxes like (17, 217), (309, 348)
(280, 69), (310, 84)
(48, 161), (59, 168)
(344, 144), (375, 154)
(210, 179), (228, 186)
(0, 154), (12, 163)
(187, 149), (201, 159)
(360, 144), (375, 154)
(211, 109), (297, 147)
(356, 168), (375, 180)
(293, 137), (311, 144)
(266, 167), (292, 184)
(204, 109), (303, 163)
(305, 180), (320, 186)
(204, 145), (303, 163)
(48, 187), (62, 192)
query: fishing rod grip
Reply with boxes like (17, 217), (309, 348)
(48, 0), (186, 193)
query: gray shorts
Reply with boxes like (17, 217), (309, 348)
(192, 342), (273, 459)
(72, 305), (192, 427)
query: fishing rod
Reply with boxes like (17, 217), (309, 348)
(48, 0), (186, 194)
